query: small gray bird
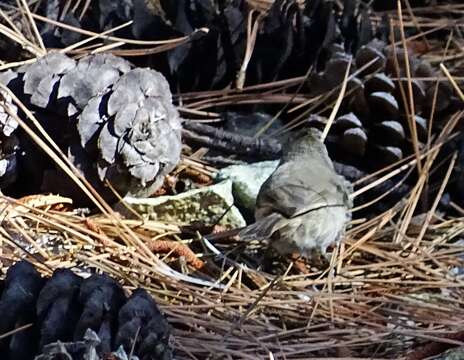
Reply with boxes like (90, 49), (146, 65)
(239, 128), (352, 260)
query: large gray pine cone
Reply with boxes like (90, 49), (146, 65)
(78, 68), (182, 197)
(0, 52), (182, 201)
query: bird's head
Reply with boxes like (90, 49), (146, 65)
(283, 127), (326, 158)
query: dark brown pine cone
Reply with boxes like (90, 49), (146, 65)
(307, 39), (459, 167)
(0, 261), (172, 360)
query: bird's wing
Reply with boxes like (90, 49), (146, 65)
(256, 160), (346, 219)
(239, 212), (287, 241)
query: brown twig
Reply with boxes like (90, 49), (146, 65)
(146, 239), (204, 270)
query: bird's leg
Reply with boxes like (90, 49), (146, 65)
(308, 248), (330, 269)
(258, 246), (277, 272)
(290, 252), (310, 274)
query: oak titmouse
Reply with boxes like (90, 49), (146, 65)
(239, 128), (352, 260)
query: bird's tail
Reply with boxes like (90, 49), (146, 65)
(239, 213), (287, 241)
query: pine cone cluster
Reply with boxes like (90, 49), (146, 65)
(0, 52), (182, 203)
(308, 39), (459, 167)
(0, 261), (171, 360)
